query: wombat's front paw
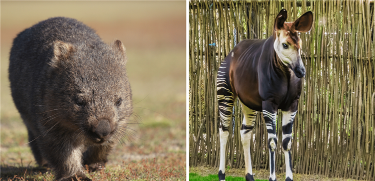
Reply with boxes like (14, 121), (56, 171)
(56, 172), (91, 181)
(74, 176), (92, 181)
(85, 162), (106, 172)
(58, 175), (92, 181)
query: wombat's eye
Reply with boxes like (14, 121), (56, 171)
(115, 98), (122, 107)
(75, 97), (86, 107)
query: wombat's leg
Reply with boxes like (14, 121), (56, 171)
(27, 128), (48, 167)
(40, 137), (88, 181)
(82, 145), (113, 172)
(53, 146), (90, 181)
(58, 175), (92, 181)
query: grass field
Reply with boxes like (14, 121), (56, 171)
(190, 166), (364, 181)
(189, 173), (267, 181)
(1, 1), (186, 180)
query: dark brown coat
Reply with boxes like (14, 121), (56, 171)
(9, 17), (132, 181)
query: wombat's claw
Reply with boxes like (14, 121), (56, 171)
(73, 177), (92, 181)
(58, 176), (92, 181)
(78, 178), (92, 181)
(285, 177), (293, 181)
(41, 163), (49, 168)
(86, 162), (105, 172)
(218, 170), (225, 180)
(245, 173), (255, 181)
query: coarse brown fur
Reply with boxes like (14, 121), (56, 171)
(8, 17), (132, 181)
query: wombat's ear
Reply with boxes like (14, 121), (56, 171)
(50, 41), (74, 68)
(112, 40), (127, 63)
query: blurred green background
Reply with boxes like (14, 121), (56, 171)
(1, 1), (186, 180)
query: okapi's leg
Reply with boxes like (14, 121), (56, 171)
(240, 101), (256, 181)
(281, 111), (297, 181)
(217, 63), (234, 181)
(262, 101), (278, 181)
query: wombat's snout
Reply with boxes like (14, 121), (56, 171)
(90, 119), (113, 143)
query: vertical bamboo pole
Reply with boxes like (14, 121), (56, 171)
(189, 1), (374, 180)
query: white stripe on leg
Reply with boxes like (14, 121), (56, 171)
(240, 129), (253, 175)
(219, 129), (229, 175)
(239, 102), (256, 178)
(282, 111), (296, 180)
(284, 151), (293, 180)
(267, 131), (277, 181)
(269, 150), (276, 180)
(281, 111), (296, 126)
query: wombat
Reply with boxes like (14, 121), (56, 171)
(9, 17), (132, 181)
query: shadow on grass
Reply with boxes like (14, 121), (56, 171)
(0, 165), (51, 180)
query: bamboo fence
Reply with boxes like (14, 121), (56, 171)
(189, 0), (375, 180)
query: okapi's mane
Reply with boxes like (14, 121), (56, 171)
(284, 22), (300, 47)
(274, 22), (301, 49)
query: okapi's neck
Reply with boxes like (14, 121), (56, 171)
(267, 35), (289, 77)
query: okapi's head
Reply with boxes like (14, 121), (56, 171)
(273, 9), (313, 78)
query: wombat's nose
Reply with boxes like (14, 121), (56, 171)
(92, 119), (111, 139)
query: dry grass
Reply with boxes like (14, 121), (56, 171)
(1, 1), (186, 180)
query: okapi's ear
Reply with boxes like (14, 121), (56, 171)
(292, 11), (313, 32)
(50, 41), (74, 68)
(274, 9), (288, 30)
(112, 40), (127, 63)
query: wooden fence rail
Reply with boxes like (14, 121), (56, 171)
(189, 0), (375, 180)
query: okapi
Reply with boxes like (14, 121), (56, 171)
(217, 9), (313, 181)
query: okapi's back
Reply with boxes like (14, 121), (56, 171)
(217, 39), (267, 92)
(232, 39), (268, 65)
(217, 37), (274, 111)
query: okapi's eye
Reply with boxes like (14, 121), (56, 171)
(282, 43), (289, 49)
(115, 98), (122, 107)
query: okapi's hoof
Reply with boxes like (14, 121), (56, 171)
(245, 173), (255, 181)
(285, 177), (293, 181)
(269, 178), (277, 181)
(218, 170), (225, 180)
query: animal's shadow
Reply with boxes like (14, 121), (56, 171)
(0, 165), (50, 180)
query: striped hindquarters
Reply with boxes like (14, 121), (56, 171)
(217, 59), (234, 130)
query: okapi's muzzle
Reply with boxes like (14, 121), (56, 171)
(285, 57), (305, 78)
(293, 65), (305, 78)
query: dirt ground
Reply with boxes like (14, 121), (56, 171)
(1, 1), (186, 180)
